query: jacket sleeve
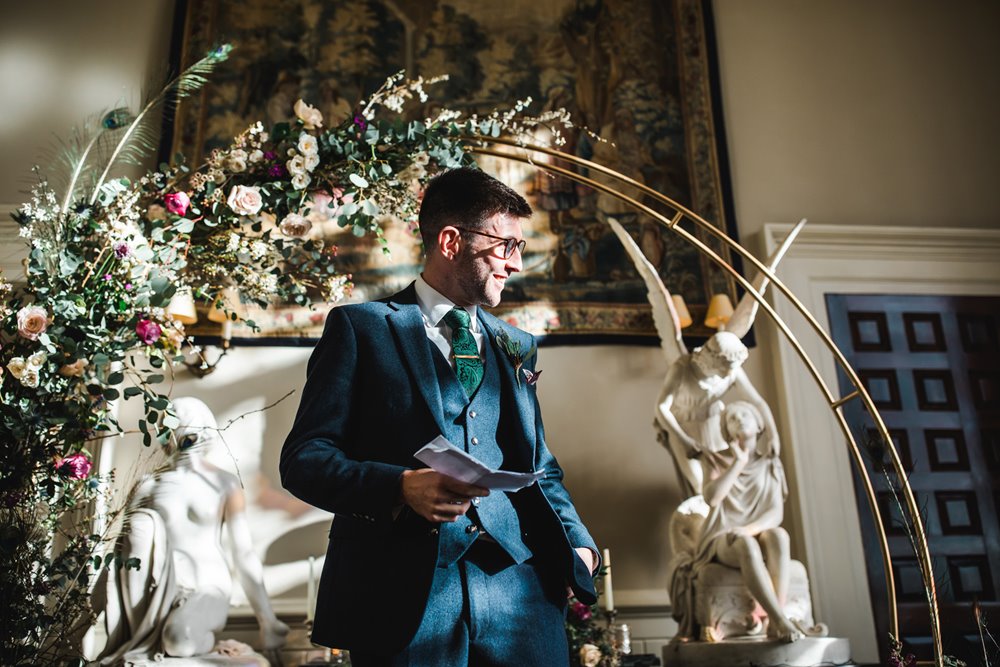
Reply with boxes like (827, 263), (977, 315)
(526, 339), (599, 557)
(279, 306), (407, 518)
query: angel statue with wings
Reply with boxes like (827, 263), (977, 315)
(610, 219), (827, 643)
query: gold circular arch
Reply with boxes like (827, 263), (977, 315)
(468, 138), (943, 666)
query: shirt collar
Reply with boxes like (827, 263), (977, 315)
(414, 275), (479, 331)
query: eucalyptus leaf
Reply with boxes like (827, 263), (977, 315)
(349, 173), (369, 189)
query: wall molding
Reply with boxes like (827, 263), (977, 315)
(761, 221), (1000, 664)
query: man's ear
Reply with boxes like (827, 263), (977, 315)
(437, 226), (462, 260)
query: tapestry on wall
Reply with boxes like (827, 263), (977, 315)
(166, 0), (739, 343)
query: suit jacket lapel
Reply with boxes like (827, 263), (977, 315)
(478, 311), (537, 456)
(385, 286), (449, 439)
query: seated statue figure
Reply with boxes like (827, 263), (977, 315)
(92, 397), (289, 665)
(668, 401), (826, 642)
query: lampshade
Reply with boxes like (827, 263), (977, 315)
(207, 288), (241, 323)
(704, 293), (735, 329)
(165, 288), (197, 325)
(671, 295), (693, 329)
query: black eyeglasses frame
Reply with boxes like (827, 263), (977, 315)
(453, 226), (526, 259)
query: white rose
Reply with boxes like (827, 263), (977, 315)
(211, 169), (227, 185)
(7, 357), (26, 379)
(291, 172), (311, 191)
(20, 367), (40, 388)
(27, 351), (47, 368)
(579, 644), (602, 667)
(304, 153), (320, 172)
(226, 185), (264, 216)
(286, 155), (307, 176)
(293, 99), (324, 130)
(278, 213), (313, 238)
(249, 149), (264, 163)
(297, 133), (319, 156)
(226, 149), (248, 173)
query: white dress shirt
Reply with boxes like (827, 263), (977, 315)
(414, 275), (485, 368)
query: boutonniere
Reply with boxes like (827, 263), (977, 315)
(495, 328), (540, 387)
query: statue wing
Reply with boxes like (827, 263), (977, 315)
(608, 217), (688, 365)
(723, 218), (807, 339)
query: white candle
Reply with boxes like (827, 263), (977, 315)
(305, 555), (316, 623)
(602, 548), (614, 612)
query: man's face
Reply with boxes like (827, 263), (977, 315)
(452, 212), (524, 307)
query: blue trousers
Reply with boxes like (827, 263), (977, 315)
(350, 539), (569, 667)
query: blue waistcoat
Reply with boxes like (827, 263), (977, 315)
(429, 334), (533, 567)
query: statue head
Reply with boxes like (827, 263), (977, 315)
(693, 331), (749, 377)
(720, 401), (764, 443)
(170, 397), (221, 453)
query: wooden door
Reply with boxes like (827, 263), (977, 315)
(826, 294), (1000, 664)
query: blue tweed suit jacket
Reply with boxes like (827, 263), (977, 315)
(280, 284), (598, 653)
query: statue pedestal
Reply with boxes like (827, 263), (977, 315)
(122, 653), (270, 666)
(696, 560), (817, 640)
(663, 636), (853, 667)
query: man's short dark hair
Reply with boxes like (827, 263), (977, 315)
(418, 167), (532, 249)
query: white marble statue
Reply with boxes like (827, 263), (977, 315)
(608, 218), (828, 643)
(92, 397), (289, 665)
(607, 217), (804, 498)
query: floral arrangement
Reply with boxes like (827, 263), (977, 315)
(0, 44), (576, 664)
(566, 586), (620, 667)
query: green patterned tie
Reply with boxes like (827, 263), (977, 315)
(443, 307), (483, 396)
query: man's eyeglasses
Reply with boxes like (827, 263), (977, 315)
(454, 227), (526, 259)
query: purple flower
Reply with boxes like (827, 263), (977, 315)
(569, 601), (592, 622)
(353, 114), (367, 131)
(113, 242), (130, 258)
(268, 164), (288, 178)
(135, 318), (162, 345)
(56, 453), (92, 480)
(263, 150), (278, 161)
(125, 283), (133, 291)
(102, 274), (111, 281)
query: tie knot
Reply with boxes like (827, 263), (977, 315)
(443, 306), (472, 331)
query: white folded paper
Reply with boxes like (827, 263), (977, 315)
(414, 435), (546, 492)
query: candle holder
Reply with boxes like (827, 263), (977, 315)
(603, 609), (632, 658)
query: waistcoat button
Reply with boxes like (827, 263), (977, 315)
(469, 410), (477, 419)
(471, 436), (479, 445)
(466, 524), (479, 534)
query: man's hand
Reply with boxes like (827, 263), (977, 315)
(399, 469), (489, 523)
(575, 547), (597, 575)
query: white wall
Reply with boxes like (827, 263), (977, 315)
(713, 0), (1000, 239)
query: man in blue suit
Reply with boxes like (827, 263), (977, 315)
(280, 167), (599, 666)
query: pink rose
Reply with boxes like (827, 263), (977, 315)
(278, 213), (313, 238)
(56, 454), (92, 480)
(16, 305), (49, 340)
(226, 185), (264, 216)
(136, 318), (162, 345)
(164, 192), (191, 216)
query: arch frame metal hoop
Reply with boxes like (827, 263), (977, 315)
(467, 138), (942, 665)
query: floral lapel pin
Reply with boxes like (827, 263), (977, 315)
(495, 328), (539, 388)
